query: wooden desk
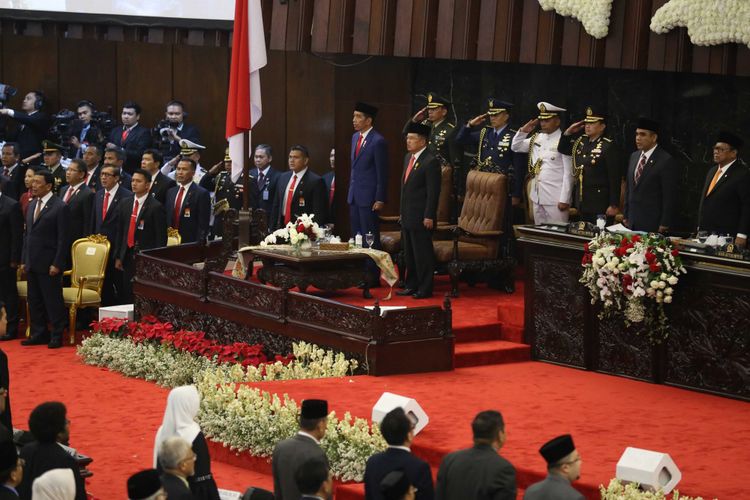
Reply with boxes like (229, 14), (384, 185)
(251, 247), (373, 298)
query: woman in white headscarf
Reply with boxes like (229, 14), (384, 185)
(31, 468), (75, 500)
(153, 385), (219, 500)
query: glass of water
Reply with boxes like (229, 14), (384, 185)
(365, 231), (374, 248)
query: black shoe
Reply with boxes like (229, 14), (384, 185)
(21, 336), (49, 346)
(396, 288), (417, 296)
(412, 292), (433, 299)
(0, 334), (16, 341)
(47, 339), (63, 349)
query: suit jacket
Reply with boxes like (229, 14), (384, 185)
(623, 146), (678, 232)
(456, 124), (525, 198)
(91, 186), (134, 254)
(85, 165), (102, 193)
(1, 163), (26, 201)
(435, 444), (516, 500)
(160, 473), (195, 500)
(116, 195), (167, 260)
(272, 434), (327, 500)
(108, 123), (152, 174)
(166, 183), (211, 243)
(348, 129), (389, 207)
(0, 486), (19, 499)
(164, 123), (201, 162)
(47, 165), (67, 196)
(270, 170), (328, 230)
(364, 448), (434, 500)
(250, 166), (282, 215)
(68, 121), (105, 158)
(7, 111), (50, 160)
(523, 474), (584, 500)
(697, 161), (750, 236)
(0, 194), (22, 269)
(22, 196), (69, 273)
(60, 183), (94, 244)
(18, 441), (87, 500)
(150, 171), (177, 205)
(400, 150), (441, 230)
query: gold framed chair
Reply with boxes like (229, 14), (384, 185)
(167, 227), (182, 246)
(16, 268), (30, 338)
(63, 235), (110, 344)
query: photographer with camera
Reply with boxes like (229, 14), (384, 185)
(0, 90), (51, 163)
(68, 100), (107, 159)
(154, 100), (201, 164)
(107, 101), (152, 175)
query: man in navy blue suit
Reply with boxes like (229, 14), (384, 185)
(92, 165), (133, 305)
(364, 407), (433, 500)
(166, 158), (210, 243)
(21, 170), (69, 348)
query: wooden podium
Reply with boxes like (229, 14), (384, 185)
(518, 226), (750, 401)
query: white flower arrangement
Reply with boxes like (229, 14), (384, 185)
(600, 478), (709, 500)
(538, 0), (614, 39)
(261, 213), (324, 247)
(651, 0), (750, 48)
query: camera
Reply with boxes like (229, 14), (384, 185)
(0, 83), (17, 108)
(48, 109), (76, 144)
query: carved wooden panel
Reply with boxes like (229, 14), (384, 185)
(381, 308), (450, 341)
(286, 294), (373, 337)
(666, 285), (750, 398)
(136, 257), (203, 295)
(530, 257), (585, 367)
(207, 274), (284, 317)
(596, 316), (654, 381)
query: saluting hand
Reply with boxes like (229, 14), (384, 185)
(467, 113), (489, 127)
(411, 106), (428, 123)
(564, 120), (585, 136)
(208, 161), (224, 176)
(520, 118), (539, 134)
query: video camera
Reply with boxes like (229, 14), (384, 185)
(48, 107), (115, 149)
(0, 83), (17, 108)
(151, 119), (180, 154)
(49, 109), (76, 144)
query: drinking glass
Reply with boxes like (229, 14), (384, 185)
(365, 231), (375, 248)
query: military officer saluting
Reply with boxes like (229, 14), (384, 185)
(403, 92), (460, 167)
(199, 147), (259, 238)
(456, 98), (526, 205)
(41, 140), (68, 196)
(558, 106), (624, 223)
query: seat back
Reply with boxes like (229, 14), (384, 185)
(167, 227), (182, 246)
(70, 235), (110, 293)
(435, 165), (454, 224)
(458, 170), (507, 255)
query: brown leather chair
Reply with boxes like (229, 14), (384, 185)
(433, 169), (513, 296)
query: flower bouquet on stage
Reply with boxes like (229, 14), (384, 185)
(580, 232), (686, 343)
(261, 213), (324, 251)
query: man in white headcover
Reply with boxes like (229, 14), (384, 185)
(31, 468), (76, 500)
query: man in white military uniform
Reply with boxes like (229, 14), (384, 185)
(511, 102), (574, 224)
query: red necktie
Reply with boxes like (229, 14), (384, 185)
(173, 186), (185, 229)
(355, 133), (363, 157)
(284, 175), (297, 225)
(329, 178), (335, 206)
(2, 167), (8, 177)
(64, 186), (75, 204)
(634, 154), (647, 184)
(127, 199), (139, 248)
(121, 128), (129, 142)
(404, 155), (416, 182)
(102, 191), (110, 221)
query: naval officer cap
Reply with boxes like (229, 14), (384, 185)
(537, 102), (566, 120)
(584, 105), (607, 123)
(539, 434), (576, 465)
(636, 117), (660, 135)
(179, 138), (206, 156)
(487, 98), (513, 116)
(354, 102), (378, 118)
(426, 92), (451, 109)
(406, 122), (432, 139)
(301, 399), (328, 419)
(42, 140), (64, 153)
(716, 130), (744, 150)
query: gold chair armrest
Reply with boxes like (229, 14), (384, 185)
(378, 215), (401, 224)
(63, 270), (73, 277)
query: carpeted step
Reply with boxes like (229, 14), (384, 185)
(497, 298), (525, 343)
(454, 340), (531, 368)
(453, 322), (503, 343)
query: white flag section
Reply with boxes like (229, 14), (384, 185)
(226, 0), (267, 184)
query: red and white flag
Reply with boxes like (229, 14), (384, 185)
(226, 0), (266, 181)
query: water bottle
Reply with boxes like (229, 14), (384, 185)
(355, 232), (363, 248)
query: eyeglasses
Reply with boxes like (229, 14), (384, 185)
(100, 172), (117, 178)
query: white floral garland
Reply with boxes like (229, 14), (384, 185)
(538, 0), (614, 39)
(650, 0), (750, 47)
(77, 335), (384, 481)
(600, 478), (708, 500)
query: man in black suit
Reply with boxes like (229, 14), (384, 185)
(0, 439), (23, 499)
(1, 143), (26, 201)
(142, 149), (176, 205)
(364, 407), (433, 500)
(0, 182), (22, 341)
(20, 170), (69, 348)
(250, 144), (281, 216)
(436, 410), (516, 500)
(166, 158), (210, 243)
(0, 90), (50, 162)
(322, 148), (336, 223)
(396, 123), (441, 299)
(115, 169), (167, 303)
(41, 141), (67, 196)
(91, 165), (133, 306)
(157, 436), (196, 500)
(270, 146), (328, 230)
(697, 131), (750, 248)
(59, 159), (94, 246)
(103, 147), (132, 188)
(106, 101), (152, 175)
(82, 144), (103, 192)
(623, 118), (678, 233)
(67, 100), (105, 160)
(295, 458), (333, 500)
(159, 100), (202, 164)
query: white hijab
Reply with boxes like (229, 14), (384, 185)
(153, 385), (202, 467)
(32, 468), (76, 500)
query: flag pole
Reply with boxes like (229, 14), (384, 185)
(238, 129), (251, 247)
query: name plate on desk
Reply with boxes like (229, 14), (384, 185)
(715, 244), (749, 261)
(567, 221), (597, 238)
